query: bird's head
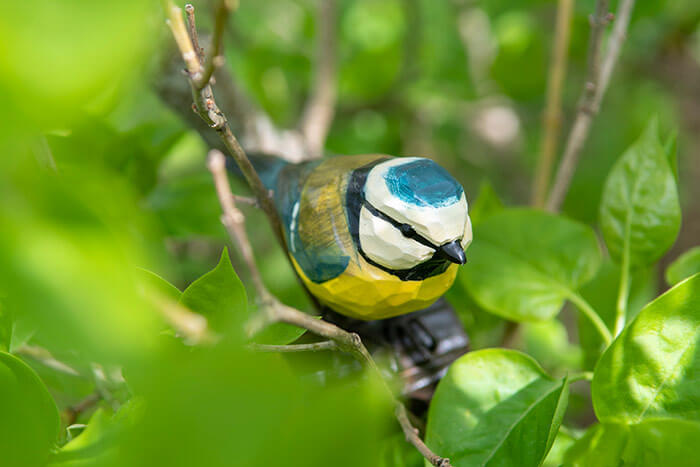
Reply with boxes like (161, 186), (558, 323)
(358, 157), (472, 273)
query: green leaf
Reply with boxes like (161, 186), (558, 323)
(146, 171), (248, 239)
(49, 399), (145, 467)
(462, 208), (601, 321)
(599, 118), (681, 269)
(666, 246), (700, 286)
(180, 248), (248, 334)
(425, 349), (568, 466)
(565, 419), (700, 466)
(592, 273), (700, 423)
(137, 268), (182, 301)
(468, 180), (503, 225)
(0, 351), (60, 466)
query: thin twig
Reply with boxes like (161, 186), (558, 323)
(248, 341), (338, 353)
(63, 393), (101, 426)
(15, 345), (80, 376)
(184, 4), (204, 61)
(192, 1), (232, 90)
(545, 0), (636, 212)
(531, 0), (574, 207)
(206, 149), (451, 467)
(299, 0), (338, 158)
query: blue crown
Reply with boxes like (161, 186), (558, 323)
(384, 159), (463, 208)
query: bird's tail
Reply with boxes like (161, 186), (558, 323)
(225, 152), (290, 191)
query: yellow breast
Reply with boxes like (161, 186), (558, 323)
(292, 255), (458, 320)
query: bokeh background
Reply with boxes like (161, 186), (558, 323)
(0, 0), (699, 465)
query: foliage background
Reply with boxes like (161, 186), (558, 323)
(0, 0), (699, 466)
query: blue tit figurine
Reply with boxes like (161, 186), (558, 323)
(261, 154), (472, 320)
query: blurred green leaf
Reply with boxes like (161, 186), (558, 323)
(462, 209), (601, 321)
(121, 343), (391, 467)
(599, 118), (681, 269)
(519, 319), (581, 374)
(542, 429), (577, 467)
(0, 351), (60, 467)
(49, 399), (144, 467)
(0, 1), (158, 127)
(180, 248), (247, 334)
(468, 180), (504, 225)
(446, 281), (505, 350)
(666, 247), (700, 286)
(146, 171), (227, 239)
(137, 268), (182, 302)
(379, 433), (424, 467)
(426, 349), (568, 466)
(592, 273), (700, 423)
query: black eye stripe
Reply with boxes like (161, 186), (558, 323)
(363, 201), (437, 250)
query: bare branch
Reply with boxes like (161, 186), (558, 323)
(184, 4), (204, 62)
(545, 0), (636, 212)
(531, 0), (574, 207)
(248, 341), (338, 353)
(299, 0), (338, 158)
(192, 1), (232, 90)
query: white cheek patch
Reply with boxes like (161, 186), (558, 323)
(359, 206), (435, 270)
(461, 215), (473, 249)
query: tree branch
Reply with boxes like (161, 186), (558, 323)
(531, 0), (574, 207)
(545, 0), (636, 212)
(206, 149), (451, 467)
(248, 341), (338, 353)
(299, 0), (338, 158)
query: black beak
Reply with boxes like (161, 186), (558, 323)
(439, 241), (466, 265)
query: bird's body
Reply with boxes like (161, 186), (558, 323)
(264, 154), (471, 320)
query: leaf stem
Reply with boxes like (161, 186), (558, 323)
(569, 371), (593, 383)
(568, 293), (612, 346)
(614, 241), (631, 336)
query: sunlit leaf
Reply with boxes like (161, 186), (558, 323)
(592, 274), (700, 423)
(426, 349), (568, 466)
